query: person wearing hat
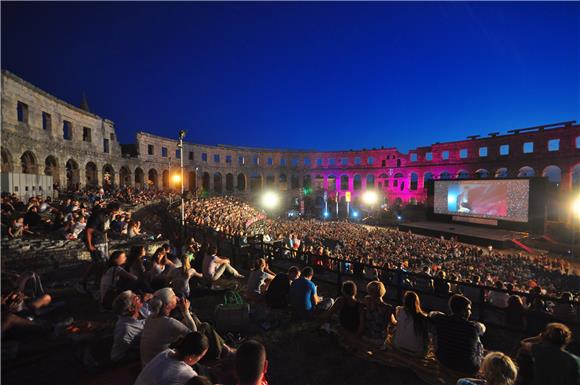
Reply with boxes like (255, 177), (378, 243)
(135, 332), (209, 385)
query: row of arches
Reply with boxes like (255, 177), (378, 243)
(3, 149), (579, 193)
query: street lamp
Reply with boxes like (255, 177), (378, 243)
(178, 130), (186, 244)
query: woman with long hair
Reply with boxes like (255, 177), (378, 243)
(392, 291), (430, 357)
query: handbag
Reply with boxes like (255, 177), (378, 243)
(215, 290), (250, 331)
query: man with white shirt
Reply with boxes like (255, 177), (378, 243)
(135, 332), (208, 385)
(202, 245), (244, 282)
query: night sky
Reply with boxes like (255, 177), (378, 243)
(2, 2), (579, 152)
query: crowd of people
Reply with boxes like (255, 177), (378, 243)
(2, 191), (580, 385)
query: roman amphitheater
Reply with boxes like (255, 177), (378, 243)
(2, 70), (579, 222)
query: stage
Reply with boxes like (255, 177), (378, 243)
(399, 221), (529, 249)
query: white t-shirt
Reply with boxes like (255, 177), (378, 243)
(202, 254), (219, 278)
(135, 349), (197, 385)
(247, 270), (274, 294)
(392, 307), (427, 355)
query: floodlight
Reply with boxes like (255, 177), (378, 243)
(172, 174), (182, 184)
(261, 191), (280, 210)
(362, 190), (379, 205)
(352, 211), (359, 218)
(397, 215), (402, 220)
(323, 211), (329, 218)
(573, 195), (580, 218)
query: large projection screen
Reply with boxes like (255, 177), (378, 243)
(434, 179), (530, 223)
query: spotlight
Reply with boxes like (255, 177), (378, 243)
(261, 191), (280, 210)
(362, 190), (379, 205)
(172, 174), (182, 184)
(323, 211), (329, 218)
(397, 215), (402, 220)
(352, 211), (359, 218)
(573, 195), (580, 218)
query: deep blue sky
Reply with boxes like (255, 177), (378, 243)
(2, 2), (579, 152)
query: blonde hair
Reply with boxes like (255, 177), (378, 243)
(366, 280), (386, 299)
(480, 352), (518, 385)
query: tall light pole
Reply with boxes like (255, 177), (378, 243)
(178, 130), (186, 244)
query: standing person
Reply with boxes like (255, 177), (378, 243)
(79, 202), (120, 292)
(520, 322), (580, 385)
(202, 245), (244, 282)
(430, 294), (486, 375)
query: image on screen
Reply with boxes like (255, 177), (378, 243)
(434, 179), (530, 222)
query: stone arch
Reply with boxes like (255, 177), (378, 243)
(423, 172), (433, 186)
(250, 173), (262, 192)
(353, 174), (362, 190)
(410, 172), (418, 190)
(225, 173), (234, 192)
(327, 174), (336, 191)
(340, 175), (349, 191)
(542, 165), (561, 184)
(266, 174), (275, 187)
(189, 171), (197, 191)
(20, 151), (38, 174)
(572, 164), (580, 190)
(393, 172), (404, 188)
(474, 169), (490, 179)
(85, 162), (98, 188)
(214, 172), (223, 193)
(119, 166), (131, 187)
(291, 175), (300, 189)
(103, 164), (115, 188)
(314, 174), (324, 190)
(456, 170), (470, 179)
(162, 170), (169, 190)
(1, 148), (14, 172)
(366, 174), (375, 189)
(439, 171), (451, 180)
(396, 159), (401, 167)
(495, 168), (509, 178)
(202, 172), (210, 191)
(303, 175), (312, 189)
(135, 167), (145, 188)
(66, 159), (80, 189)
(517, 166), (535, 177)
(148, 169), (159, 188)
(237, 173), (246, 191)
(44, 155), (59, 183)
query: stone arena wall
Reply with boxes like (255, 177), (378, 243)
(2, 70), (579, 221)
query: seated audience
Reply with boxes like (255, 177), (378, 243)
(430, 294), (486, 375)
(362, 280), (396, 346)
(392, 291), (429, 357)
(110, 290), (147, 363)
(487, 281), (509, 309)
(457, 351), (518, 385)
(140, 288), (197, 366)
(135, 332), (209, 385)
(235, 340), (269, 385)
(265, 266), (300, 309)
(246, 258), (275, 298)
(289, 267), (333, 317)
(202, 245), (244, 282)
(520, 322), (580, 385)
(323, 280), (363, 335)
(99, 250), (138, 308)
